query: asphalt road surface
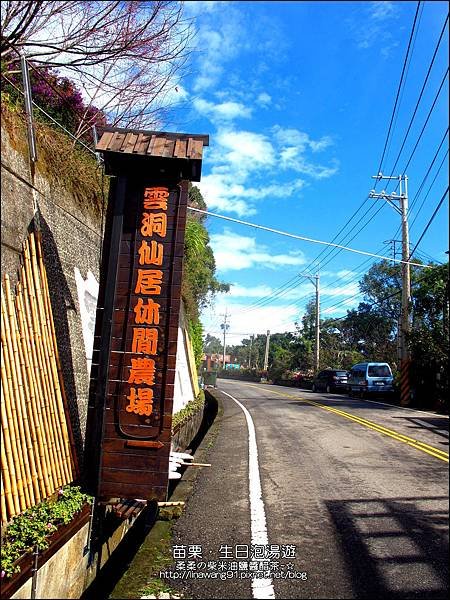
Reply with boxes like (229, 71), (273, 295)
(170, 379), (449, 600)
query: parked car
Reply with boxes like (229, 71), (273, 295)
(311, 369), (349, 393)
(347, 362), (394, 397)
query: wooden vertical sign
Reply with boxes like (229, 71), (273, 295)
(86, 128), (208, 501)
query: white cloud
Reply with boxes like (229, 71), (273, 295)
(190, 5), (245, 92)
(370, 1), (396, 21)
(201, 299), (301, 345)
(279, 148), (339, 179)
(198, 172), (305, 216)
(198, 123), (337, 215)
(349, 1), (398, 52)
(228, 284), (274, 297)
(273, 126), (333, 153)
(214, 129), (275, 170)
(199, 278), (364, 344)
(209, 230), (307, 271)
(229, 281), (320, 302)
(322, 282), (360, 297)
(256, 92), (272, 107)
(193, 98), (252, 122)
(184, 1), (223, 16)
(335, 270), (358, 281)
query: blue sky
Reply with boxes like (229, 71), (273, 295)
(171, 1), (449, 345)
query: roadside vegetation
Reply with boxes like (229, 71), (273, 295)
(209, 260), (449, 412)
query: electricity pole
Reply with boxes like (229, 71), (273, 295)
(248, 334), (254, 368)
(220, 311), (230, 370)
(370, 173), (411, 405)
(299, 272), (320, 373)
(385, 238), (403, 360)
(263, 330), (270, 372)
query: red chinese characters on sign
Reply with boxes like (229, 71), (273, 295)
(125, 186), (170, 419)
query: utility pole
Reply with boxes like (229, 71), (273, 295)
(263, 330), (270, 372)
(370, 173), (411, 405)
(220, 311), (230, 370)
(248, 334), (254, 368)
(20, 54), (38, 164)
(385, 238), (403, 361)
(299, 272), (320, 373)
(314, 274), (320, 374)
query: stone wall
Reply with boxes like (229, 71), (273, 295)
(1, 115), (104, 463)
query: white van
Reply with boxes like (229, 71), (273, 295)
(348, 362), (394, 397)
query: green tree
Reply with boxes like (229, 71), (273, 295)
(203, 334), (222, 354)
(182, 185), (229, 368)
(338, 306), (396, 365)
(409, 263), (449, 410)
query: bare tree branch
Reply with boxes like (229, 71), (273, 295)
(1, 1), (194, 134)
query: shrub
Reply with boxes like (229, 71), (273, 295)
(1, 486), (92, 579)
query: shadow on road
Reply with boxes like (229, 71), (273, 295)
(391, 416), (449, 445)
(326, 495), (449, 599)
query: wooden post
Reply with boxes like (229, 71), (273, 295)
(16, 286), (51, 498)
(31, 233), (76, 480)
(4, 276), (39, 505)
(22, 239), (66, 488)
(1, 287), (30, 510)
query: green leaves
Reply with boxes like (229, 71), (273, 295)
(1, 486), (92, 579)
(172, 391), (205, 430)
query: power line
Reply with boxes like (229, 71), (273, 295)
(250, 8), (434, 307)
(375, 1), (422, 176)
(386, 67), (449, 199)
(383, 13), (449, 180)
(410, 147), (449, 231)
(303, 4), (425, 278)
(409, 129), (448, 213)
(189, 207), (432, 267)
(409, 186), (449, 258)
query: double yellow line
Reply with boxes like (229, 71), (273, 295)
(245, 384), (449, 463)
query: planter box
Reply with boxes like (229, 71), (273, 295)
(1, 504), (91, 600)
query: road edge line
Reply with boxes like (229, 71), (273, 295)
(221, 390), (276, 600)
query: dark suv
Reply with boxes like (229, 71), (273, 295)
(311, 369), (348, 393)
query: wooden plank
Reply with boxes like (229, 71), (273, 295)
(125, 440), (165, 449)
(110, 131), (126, 152)
(150, 136), (167, 157)
(174, 139), (187, 158)
(134, 134), (151, 154)
(103, 438), (168, 454)
(162, 138), (176, 158)
(96, 131), (114, 151)
(123, 132), (139, 153)
(186, 137), (194, 158)
(99, 481), (167, 500)
(146, 135), (157, 155)
(103, 469), (167, 486)
(190, 139), (204, 159)
(102, 452), (164, 471)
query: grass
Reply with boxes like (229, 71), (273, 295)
(109, 519), (179, 600)
(1, 99), (108, 220)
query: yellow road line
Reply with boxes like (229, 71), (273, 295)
(243, 383), (449, 463)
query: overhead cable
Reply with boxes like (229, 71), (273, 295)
(188, 207), (431, 268)
(375, 1), (423, 176)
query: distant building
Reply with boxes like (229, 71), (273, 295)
(202, 353), (239, 370)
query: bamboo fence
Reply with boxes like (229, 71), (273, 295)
(1, 231), (78, 525)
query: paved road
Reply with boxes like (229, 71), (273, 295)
(170, 380), (449, 599)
